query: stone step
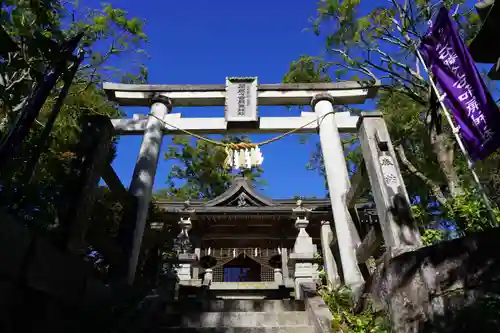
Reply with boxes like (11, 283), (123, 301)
(152, 327), (316, 333)
(216, 295), (268, 300)
(170, 299), (306, 312)
(209, 282), (290, 290)
(160, 311), (311, 328)
(208, 289), (293, 300)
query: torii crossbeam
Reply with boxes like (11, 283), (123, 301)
(104, 81), (379, 135)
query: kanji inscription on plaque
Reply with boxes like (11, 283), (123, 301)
(225, 77), (258, 122)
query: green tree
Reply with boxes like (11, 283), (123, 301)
(0, 1), (147, 118)
(285, 0), (499, 233)
(0, 1), (148, 234)
(157, 135), (265, 200)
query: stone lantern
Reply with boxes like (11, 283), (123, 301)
(174, 200), (198, 281)
(288, 200), (315, 299)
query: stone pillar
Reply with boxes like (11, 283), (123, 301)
(203, 268), (213, 286)
(281, 247), (289, 280)
(126, 95), (170, 285)
(274, 268), (284, 285)
(289, 200), (315, 300)
(193, 247), (201, 279)
(357, 112), (421, 254)
(320, 221), (340, 289)
(313, 93), (364, 290)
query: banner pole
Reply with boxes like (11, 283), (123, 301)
(415, 49), (497, 226)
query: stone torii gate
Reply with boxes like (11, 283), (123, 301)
(103, 78), (422, 289)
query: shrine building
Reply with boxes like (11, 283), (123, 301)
(151, 177), (379, 289)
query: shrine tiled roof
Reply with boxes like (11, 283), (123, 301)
(203, 177), (275, 207)
(153, 177), (374, 218)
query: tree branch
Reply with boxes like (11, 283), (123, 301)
(395, 144), (447, 205)
(330, 48), (378, 82)
(5, 69), (30, 92)
(365, 55), (427, 91)
(368, 47), (424, 83)
(380, 35), (409, 50)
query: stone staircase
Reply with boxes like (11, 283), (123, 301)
(152, 299), (316, 333)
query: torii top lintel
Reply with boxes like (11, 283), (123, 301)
(103, 80), (380, 107)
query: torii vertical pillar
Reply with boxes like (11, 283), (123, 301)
(313, 93), (364, 290)
(126, 95), (170, 285)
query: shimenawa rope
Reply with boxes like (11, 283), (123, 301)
(148, 111), (335, 168)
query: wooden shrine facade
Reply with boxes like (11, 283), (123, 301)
(151, 177), (379, 283)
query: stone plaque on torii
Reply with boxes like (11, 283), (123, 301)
(103, 78), (421, 292)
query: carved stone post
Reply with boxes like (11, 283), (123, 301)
(320, 221), (340, 289)
(289, 200), (315, 300)
(125, 95), (170, 285)
(313, 93), (364, 290)
(174, 201), (198, 281)
(357, 112), (422, 255)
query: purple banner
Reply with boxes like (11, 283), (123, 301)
(419, 7), (500, 160)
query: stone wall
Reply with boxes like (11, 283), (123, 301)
(299, 282), (334, 333)
(0, 215), (116, 333)
(368, 228), (500, 333)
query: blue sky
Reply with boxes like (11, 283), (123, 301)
(87, 0), (336, 199)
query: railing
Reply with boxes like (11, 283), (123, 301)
(212, 266), (276, 282)
(200, 247), (289, 258)
(200, 248), (291, 283)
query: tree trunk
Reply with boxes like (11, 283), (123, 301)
(430, 128), (463, 197)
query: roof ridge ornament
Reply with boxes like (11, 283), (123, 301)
(237, 192), (250, 207)
(203, 175), (275, 207)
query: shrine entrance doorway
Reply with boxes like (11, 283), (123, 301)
(223, 254), (261, 282)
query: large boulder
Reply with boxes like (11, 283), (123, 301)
(368, 228), (500, 333)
